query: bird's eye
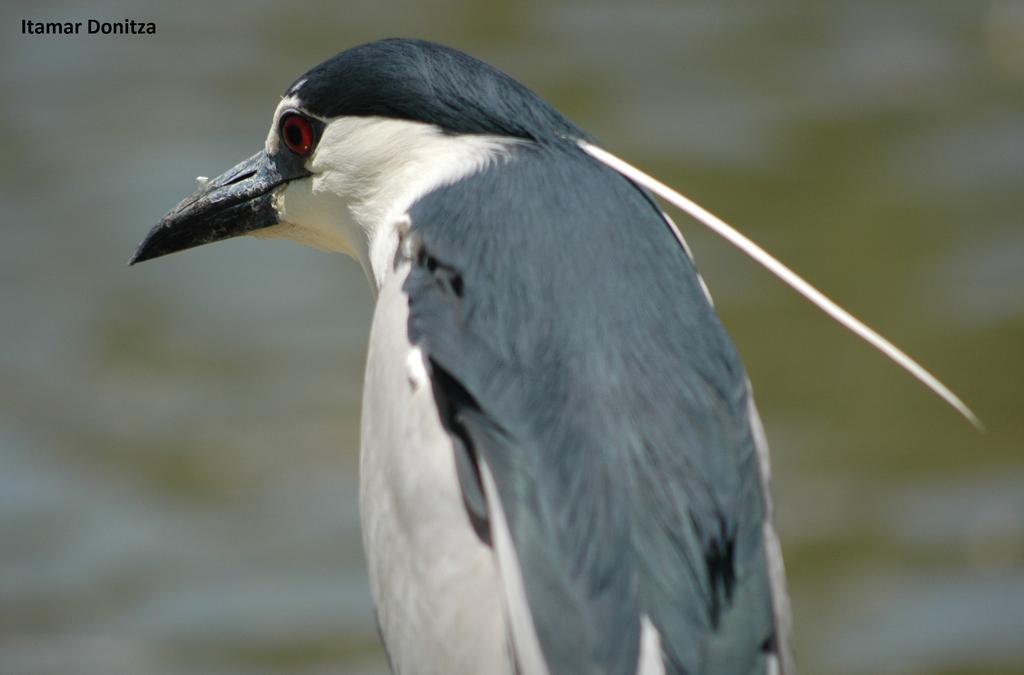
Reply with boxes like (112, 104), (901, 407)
(280, 112), (314, 156)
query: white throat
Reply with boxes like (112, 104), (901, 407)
(263, 115), (517, 292)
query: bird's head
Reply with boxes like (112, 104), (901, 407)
(130, 38), (585, 286)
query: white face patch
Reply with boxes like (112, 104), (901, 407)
(267, 115), (518, 290)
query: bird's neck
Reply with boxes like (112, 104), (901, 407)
(273, 117), (519, 294)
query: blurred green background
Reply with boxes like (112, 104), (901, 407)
(2, 1), (1023, 673)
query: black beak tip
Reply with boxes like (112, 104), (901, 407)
(128, 228), (162, 266)
(128, 218), (183, 266)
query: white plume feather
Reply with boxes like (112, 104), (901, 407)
(580, 141), (981, 430)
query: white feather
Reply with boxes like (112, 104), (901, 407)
(480, 462), (552, 675)
(405, 346), (430, 391)
(636, 615), (666, 675)
(747, 384), (793, 674)
(657, 208), (714, 306)
(580, 141), (981, 429)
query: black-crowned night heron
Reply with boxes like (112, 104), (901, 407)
(131, 38), (977, 675)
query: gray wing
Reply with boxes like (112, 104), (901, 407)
(405, 144), (789, 675)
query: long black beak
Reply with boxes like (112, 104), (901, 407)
(130, 150), (307, 265)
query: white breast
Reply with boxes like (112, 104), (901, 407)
(359, 262), (513, 675)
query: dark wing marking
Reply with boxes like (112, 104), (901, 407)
(405, 143), (782, 675)
(413, 249), (492, 545)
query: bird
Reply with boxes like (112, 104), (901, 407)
(131, 37), (976, 675)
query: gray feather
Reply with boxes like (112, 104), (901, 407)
(406, 142), (781, 675)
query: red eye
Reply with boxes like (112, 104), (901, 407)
(280, 112), (314, 156)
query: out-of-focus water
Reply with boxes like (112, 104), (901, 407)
(2, 2), (1022, 673)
